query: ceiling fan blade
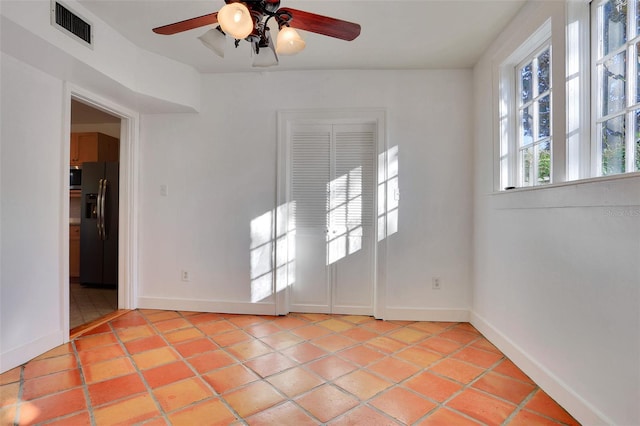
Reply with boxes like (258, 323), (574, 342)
(153, 12), (218, 35)
(278, 8), (361, 41)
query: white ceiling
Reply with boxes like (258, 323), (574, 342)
(78, 0), (526, 73)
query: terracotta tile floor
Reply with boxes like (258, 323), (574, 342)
(0, 310), (581, 425)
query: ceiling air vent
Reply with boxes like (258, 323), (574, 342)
(51, 1), (92, 47)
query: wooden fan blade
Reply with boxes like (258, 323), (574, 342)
(278, 8), (361, 41)
(153, 12), (218, 35)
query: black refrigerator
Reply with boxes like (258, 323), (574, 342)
(80, 162), (119, 286)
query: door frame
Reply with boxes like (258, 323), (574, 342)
(276, 109), (387, 319)
(61, 84), (139, 340)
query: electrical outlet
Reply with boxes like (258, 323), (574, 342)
(432, 277), (441, 290)
(181, 270), (190, 282)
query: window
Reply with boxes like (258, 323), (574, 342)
(593, 0), (640, 175)
(497, 2), (640, 191)
(517, 46), (552, 186)
(498, 20), (553, 190)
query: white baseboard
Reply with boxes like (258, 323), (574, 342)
(470, 311), (612, 426)
(137, 297), (277, 316)
(1, 330), (64, 373)
(384, 307), (470, 322)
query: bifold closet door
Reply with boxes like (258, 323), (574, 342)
(289, 122), (375, 314)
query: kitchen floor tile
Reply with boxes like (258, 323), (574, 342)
(203, 364), (260, 394)
(132, 346), (180, 370)
(339, 344), (386, 366)
(334, 369), (392, 399)
(446, 388), (516, 425)
(4, 310), (581, 425)
(22, 354), (77, 380)
(329, 405), (401, 426)
(92, 393), (160, 425)
(142, 360), (195, 388)
(404, 371), (463, 402)
(307, 355), (358, 381)
(123, 334), (167, 354)
(246, 401), (319, 426)
(21, 368), (82, 400)
(428, 358), (485, 384)
(187, 349), (237, 374)
(152, 377), (214, 412)
(471, 371), (536, 405)
(295, 384), (359, 423)
(18, 387), (87, 424)
(415, 407), (483, 426)
(168, 398), (237, 425)
(174, 337), (219, 358)
(370, 386), (437, 425)
(267, 367), (324, 397)
(245, 352), (296, 378)
(281, 342), (328, 364)
(82, 357), (136, 384)
(523, 389), (581, 426)
(224, 381), (285, 418)
(368, 356), (420, 382)
(87, 372), (147, 406)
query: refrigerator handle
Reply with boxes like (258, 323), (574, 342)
(101, 179), (108, 240)
(97, 179), (105, 241)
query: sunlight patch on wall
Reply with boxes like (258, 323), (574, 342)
(378, 145), (399, 241)
(250, 202), (297, 303)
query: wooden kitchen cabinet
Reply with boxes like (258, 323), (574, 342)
(70, 132), (119, 166)
(69, 225), (80, 277)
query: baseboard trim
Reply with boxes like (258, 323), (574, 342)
(1, 330), (63, 373)
(470, 311), (613, 426)
(384, 307), (470, 322)
(137, 297), (277, 316)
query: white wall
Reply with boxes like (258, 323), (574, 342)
(137, 70), (473, 320)
(0, 53), (66, 371)
(472, 2), (640, 425)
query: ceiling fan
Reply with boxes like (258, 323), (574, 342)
(153, 0), (361, 67)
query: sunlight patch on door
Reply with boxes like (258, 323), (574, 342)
(327, 166), (365, 265)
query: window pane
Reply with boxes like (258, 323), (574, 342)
(536, 141), (551, 184)
(520, 62), (533, 104)
(537, 48), (551, 94)
(636, 42), (640, 103)
(521, 146), (534, 186)
(601, 51), (627, 116)
(635, 109), (640, 171)
(538, 95), (551, 138)
(602, 0), (627, 56)
(636, 0), (640, 38)
(520, 106), (533, 146)
(601, 115), (626, 175)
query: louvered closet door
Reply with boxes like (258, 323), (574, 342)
(289, 123), (375, 314)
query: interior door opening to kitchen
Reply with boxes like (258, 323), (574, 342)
(69, 99), (121, 330)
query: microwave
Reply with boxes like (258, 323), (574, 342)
(70, 166), (82, 190)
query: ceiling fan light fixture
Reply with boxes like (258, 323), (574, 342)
(198, 26), (226, 57)
(276, 26), (305, 55)
(217, 2), (254, 39)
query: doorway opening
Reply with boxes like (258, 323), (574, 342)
(69, 99), (121, 330)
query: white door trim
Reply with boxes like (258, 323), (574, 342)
(276, 108), (387, 319)
(62, 83), (140, 340)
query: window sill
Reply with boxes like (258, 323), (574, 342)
(493, 171), (640, 195)
(488, 172), (640, 210)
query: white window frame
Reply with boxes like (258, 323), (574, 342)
(499, 20), (554, 190)
(591, 0), (640, 176)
